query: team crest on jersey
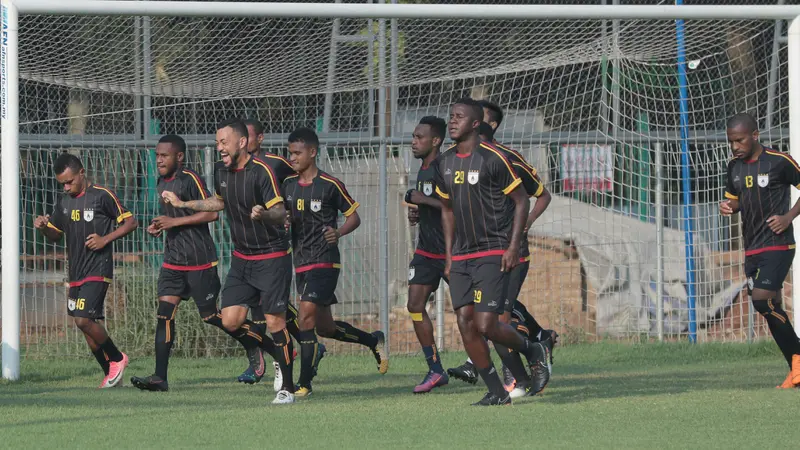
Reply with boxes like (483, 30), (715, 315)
(67, 298), (76, 311)
(467, 170), (480, 185)
(310, 200), (322, 212)
(758, 174), (769, 187)
(422, 182), (433, 196)
(83, 209), (94, 222)
(408, 267), (415, 281)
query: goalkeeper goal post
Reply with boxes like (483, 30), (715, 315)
(3, 1), (800, 381)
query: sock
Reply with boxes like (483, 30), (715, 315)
(98, 337), (123, 363)
(154, 301), (177, 380)
(271, 328), (295, 393)
(251, 322), (277, 359)
(760, 301), (800, 367)
(202, 311), (265, 351)
(333, 321), (378, 348)
(466, 357), (473, 365)
(296, 329), (319, 387)
(286, 304), (301, 339)
(92, 348), (110, 376)
(477, 363), (506, 397)
(422, 345), (444, 373)
(494, 343), (530, 384)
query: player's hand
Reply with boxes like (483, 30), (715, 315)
(323, 226), (340, 244)
(407, 189), (426, 206)
(34, 215), (50, 230)
(251, 205), (266, 221)
(501, 247), (519, 272)
(767, 214), (793, 235)
(85, 233), (109, 251)
(151, 215), (176, 231)
(161, 191), (184, 208)
(408, 206), (420, 226)
(719, 200), (735, 216)
(146, 222), (162, 237)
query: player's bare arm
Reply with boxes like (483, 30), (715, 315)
(323, 210), (361, 244)
(34, 215), (63, 242)
(719, 198), (739, 216)
(502, 186), (529, 272)
(152, 211), (218, 231)
(162, 190), (224, 212)
(250, 202), (287, 225)
(440, 197), (455, 279)
(767, 197), (800, 235)
(525, 188), (551, 233)
(86, 215), (139, 251)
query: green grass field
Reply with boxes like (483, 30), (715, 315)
(2, 341), (798, 448)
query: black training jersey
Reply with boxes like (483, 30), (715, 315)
(283, 170), (359, 271)
(725, 148), (800, 256)
(414, 161), (446, 258)
(255, 150), (296, 188)
(214, 156), (290, 259)
(157, 168), (218, 270)
(495, 142), (546, 262)
(434, 141), (522, 260)
(47, 184), (132, 285)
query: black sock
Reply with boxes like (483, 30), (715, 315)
(271, 328), (295, 393)
(154, 301), (177, 380)
(201, 310), (264, 351)
(477, 363), (506, 397)
(92, 348), (110, 375)
(99, 337), (123, 363)
(333, 321), (378, 348)
(251, 322), (277, 359)
(422, 345), (444, 373)
(495, 343), (530, 384)
(286, 304), (301, 340)
(296, 329), (319, 387)
(761, 302), (800, 367)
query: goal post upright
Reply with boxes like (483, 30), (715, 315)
(789, 16), (800, 337)
(1, 0), (20, 381)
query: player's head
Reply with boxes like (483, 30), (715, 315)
(287, 127), (319, 173)
(244, 118), (264, 154)
(53, 153), (86, 196)
(155, 134), (186, 177)
(478, 99), (503, 132)
(411, 116), (446, 160)
(216, 118), (249, 168)
(726, 113), (760, 160)
(449, 98), (483, 142)
(477, 121), (495, 142)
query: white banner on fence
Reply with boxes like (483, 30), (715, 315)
(560, 144), (614, 193)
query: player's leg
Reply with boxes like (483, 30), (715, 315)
(292, 270), (329, 396)
(747, 251), (800, 387)
(70, 282), (128, 388)
(407, 255), (447, 392)
(70, 285), (110, 378)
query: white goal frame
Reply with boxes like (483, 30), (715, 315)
(3, 1), (800, 380)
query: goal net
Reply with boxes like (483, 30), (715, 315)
(3, 1), (795, 360)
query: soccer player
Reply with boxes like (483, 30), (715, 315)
(130, 134), (273, 391)
(283, 127), (388, 397)
(720, 112), (800, 389)
(34, 153), (138, 388)
(241, 117), (314, 388)
(434, 98), (549, 405)
(403, 116), (450, 393)
(162, 118), (296, 404)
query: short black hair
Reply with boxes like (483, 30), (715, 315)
(453, 97), (484, 123)
(158, 134), (186, 154)
(477, 100), (504, 127)
(217, 117), (249, 143)
(477, 122), (495, 141)
(418, 116), (447, 142)
(54, 152), (83, 176)
(288, 127), (320, 149)
(726, 113), (759, 133)
(243, 118), (264, 135)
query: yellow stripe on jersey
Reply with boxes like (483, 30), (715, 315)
(46, 222), (63, 233)
(724, 191), (738, 200)
(502, 178), (522, 195)
(265, 196), (284, 209)
(116, 211), (133, 223)
(285, 174), (299, 181)
(512, 161), (545, 198)
(93, 186), (125, 218)
(261, 153), (294, 171)
(435, 186), (449, 200)
(182, 169), (208, 200)
(495, 142), (536, 172)
(534, 183), (544, 197)
(319, 175), (359, 215)
(252, 158), (282, 204)
(765, 149), (800, 172)
(479, 142), (518, 180)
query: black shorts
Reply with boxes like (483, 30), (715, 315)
(221, 254), (292, 315)
(157, 266), (221, 310)
(296, 268), (340, 307)
(67, 281), (109, 320)
(744, 249), (795, 294)
(449, 255), (509, 314)
(408, 253), (447, 289)
(504, 260), (529, 312)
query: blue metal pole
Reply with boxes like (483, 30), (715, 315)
(676, 0), (697, 343)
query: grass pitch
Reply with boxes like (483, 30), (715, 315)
(2, 341), (798, 449)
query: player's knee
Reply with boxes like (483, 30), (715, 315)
(298, 315), (315, 332)
(752, 298), (781, 316)
(157, 301), (177, 320)
(221, 315), (242, 333)
(73, 316), (93, 330)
